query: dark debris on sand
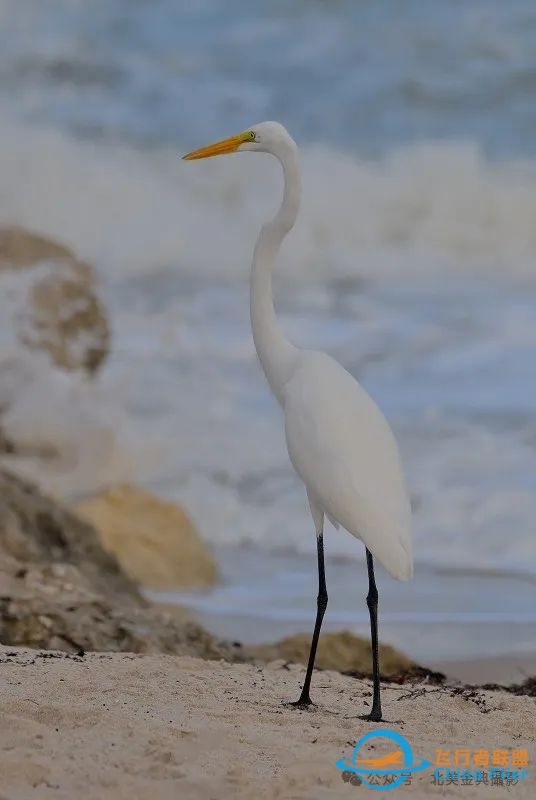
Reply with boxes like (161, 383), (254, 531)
(345, 665), (536, 699)
(481, 676), (536, 697)
(343, 664), (447, 686)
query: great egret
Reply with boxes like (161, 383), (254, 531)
(183, 121), (412, 722)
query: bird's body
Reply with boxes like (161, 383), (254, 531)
(283, 349), (412, 581)
(183, 120), (413, 720)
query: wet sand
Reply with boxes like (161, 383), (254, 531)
(438, 653), (536, 685)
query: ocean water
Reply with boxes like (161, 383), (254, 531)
(0, 0), (536, 661)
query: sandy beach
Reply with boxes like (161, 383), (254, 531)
(1, 645), (534, 800)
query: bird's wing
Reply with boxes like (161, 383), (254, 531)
(283, 351), (412, 580)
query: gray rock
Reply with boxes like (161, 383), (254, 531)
(0, 469), (238, 661)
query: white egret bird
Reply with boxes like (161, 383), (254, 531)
(183, 122), (412, 721)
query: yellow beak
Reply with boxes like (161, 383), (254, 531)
(182, 132), (248, 160)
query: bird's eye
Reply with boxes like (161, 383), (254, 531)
(248, 131), (256, 141)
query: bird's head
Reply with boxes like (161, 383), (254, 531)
(182, 121), (295, 161)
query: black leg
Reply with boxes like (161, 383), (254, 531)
(363, 547), (382, 722)
(291, 532), (328, 707)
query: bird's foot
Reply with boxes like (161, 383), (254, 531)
(287, 694), (314, 710)
(359, 708), (382, 723)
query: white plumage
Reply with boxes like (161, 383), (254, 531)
(283, 350), (412, 581)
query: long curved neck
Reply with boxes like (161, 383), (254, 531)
(250, 143), (300, 404)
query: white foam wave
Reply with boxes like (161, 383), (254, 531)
(0, 347), (163, 498)
(1, 118), (536, 281)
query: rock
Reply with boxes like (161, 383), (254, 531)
(0, 468), (137, 601)
(0, 565), (230, 658)
(0, 469), (234, 660)
(0, 569), (229, 658)
(73, 485), (218, 589)
(248, 630), (414, 677)
(0, 226), (109, 373)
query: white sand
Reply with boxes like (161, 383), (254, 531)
(0, 645), (534, 800)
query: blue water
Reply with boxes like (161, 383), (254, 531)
(0, 0), (535, 661)
(3, 0), (536, 155)
(148, 547), (536, 663)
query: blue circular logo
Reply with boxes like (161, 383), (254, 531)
(335, 728), (430, 791)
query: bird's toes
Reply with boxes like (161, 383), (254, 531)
(359, 711), (383, 723)
(286, 696), (315, 711)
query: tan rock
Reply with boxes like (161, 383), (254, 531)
(74, 485), (218, 590)
(248, 630), (413, 677)
(0, 226), (109, 373)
